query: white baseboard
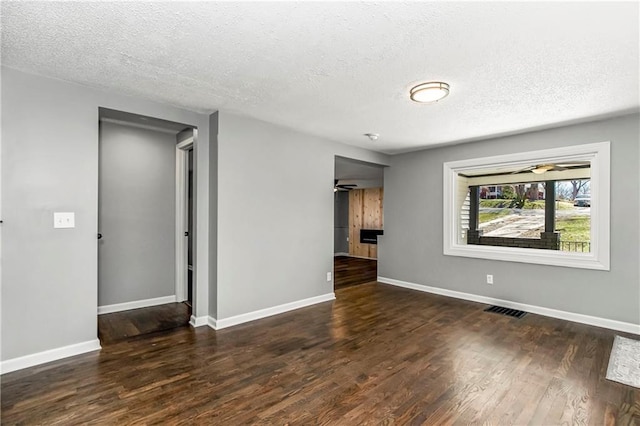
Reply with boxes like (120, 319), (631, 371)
(189, 315), (208, 327)
(334, 252), (349, 256)
(208, 316), (218, 329)
(378, 276), (640, 335)
(98, 295), (177, 315)
(210, 293), (336, 330)
(1, 339), (101, 375)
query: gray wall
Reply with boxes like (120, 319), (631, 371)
(379, 113), (640, 324)
(216, 112), (389, 319)
(98, 121), (176, 306)
(1, 67), (212, 361)
(334, 191), (349, 253)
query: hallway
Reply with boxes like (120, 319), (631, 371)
(98, 303), (191, 344)
(333, 255), (377, 289)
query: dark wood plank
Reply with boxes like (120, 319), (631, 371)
(97, 302), (191, 344)
(334, 255), (377, 289)
(2, 283), (639, 424)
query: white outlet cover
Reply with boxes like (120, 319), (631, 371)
(54, 212), (75, 228)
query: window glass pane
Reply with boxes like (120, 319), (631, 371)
(456, 160), (592, 251)
(555, 180), (591, 252)
(478, 182), (546, 239)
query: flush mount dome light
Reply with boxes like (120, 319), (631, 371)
(410, 81), (450, 103)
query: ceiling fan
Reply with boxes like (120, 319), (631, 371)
(512, 162), (589, 175)
(334, 179), (357, 191)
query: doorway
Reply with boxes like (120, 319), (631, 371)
(187, 148), (194, 306)
(175, 131), (195, 307)
(333, 156), (385, 290)
(97, 108), (194, 343)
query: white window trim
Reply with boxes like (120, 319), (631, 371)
(443, 142), (610, 270)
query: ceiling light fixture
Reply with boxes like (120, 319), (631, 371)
(409, 81), (450, 103)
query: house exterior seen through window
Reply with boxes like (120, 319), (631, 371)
(470, 180), (591, 252)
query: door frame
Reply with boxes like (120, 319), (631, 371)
(175, 135), (194, 302)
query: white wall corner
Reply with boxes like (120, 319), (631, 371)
(1, 339), (102, 375)
(189, 315), (208, 327)
(378, 276), (640, 335)
(215, 293), (336, 330)
(98, 295), (177, 315)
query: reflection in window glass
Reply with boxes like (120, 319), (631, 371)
(478, 182), (546, 240)
(464, 164), (591, 252)
(555, 180), (591, 252)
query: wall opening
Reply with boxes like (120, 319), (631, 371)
(97, 107), (196, 343)
(333, 156), (385, 290)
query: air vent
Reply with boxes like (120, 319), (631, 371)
(484, 305), (527, 319)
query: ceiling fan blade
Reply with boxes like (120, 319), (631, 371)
(550, 165), (568, 171)
(511, 166), (536, 174)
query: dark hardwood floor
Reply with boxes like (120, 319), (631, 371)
(2, 283), (638, 424)
(334, 255), (377, 289)
(98, 302), (191, 344)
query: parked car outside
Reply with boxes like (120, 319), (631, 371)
(574, 197), (590, 207)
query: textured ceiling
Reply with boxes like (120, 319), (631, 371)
(1, 2), (638, 153)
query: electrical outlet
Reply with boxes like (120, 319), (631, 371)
(486, 274), (494, 285)
(327, 272), (332, 282)
(54, 212), (75, 229)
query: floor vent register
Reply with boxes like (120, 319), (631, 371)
(484, 305), (527, 319)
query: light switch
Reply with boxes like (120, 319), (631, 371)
(54, 212), (75, 229)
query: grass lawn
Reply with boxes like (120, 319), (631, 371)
(479, 199), (512, 208)
(478, 200), (575, 224)
(479, 199), (574, 210)
(558, 202), (574, 210)
(556, 216), (590, 241)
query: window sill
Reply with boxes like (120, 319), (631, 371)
(444, 243), (608, 270)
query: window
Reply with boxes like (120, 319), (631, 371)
(443, 142), (610, 270)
